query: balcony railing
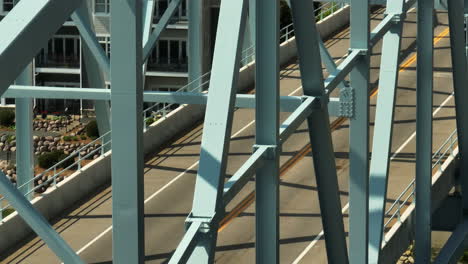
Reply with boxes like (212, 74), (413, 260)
(35, 55), (80, 69)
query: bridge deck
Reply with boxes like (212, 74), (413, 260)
(0, 8), (457, 264)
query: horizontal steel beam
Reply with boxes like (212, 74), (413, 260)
(279, 97), (316, 143)
(0, 0), (84, 92)
(6, 86), (349, 116)
(324, 49), (361, 94)
(223, 146), (268, 205)
(5, 86), (110, 100)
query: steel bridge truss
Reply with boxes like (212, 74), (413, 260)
(1, 0), (468, 263)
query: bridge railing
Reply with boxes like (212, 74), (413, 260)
(382, 128), (459, 243)
(0, 132), (112, 219)
(0, 2), (349, 220)
(143, 2), (348, 130)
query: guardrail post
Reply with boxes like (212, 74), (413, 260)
(77, 153), (81, 170)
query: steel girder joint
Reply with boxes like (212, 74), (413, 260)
(252, 144), (280, 160)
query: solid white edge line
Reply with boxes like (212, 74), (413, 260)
(75, 76), (310, 256)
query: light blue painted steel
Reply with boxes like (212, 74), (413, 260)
(223, 146), (267, 205)
(110, 0), (145, 262)
(415, 0), (434, 261)
(349, 0), (370, 261)
(255, 0), (280, 262)
(433, 217), (468, 263)
(0, 172), (83, 263)
(0, 0), (84, 92)
(5, 86), (110, 100)
(323, 49), (360, 93)
(290, 1), (349, 263)
(318, 38), (347, 89)
(77, 0), (111, 150)
(278, 97), (315, 144)
(142, 0), (182, 62)
(15, 64), (34, 200)
(168, 222), (203, 264)
(447, 0), (468, 212)
(187, 0), (204, 91)
(368, 0), (405, 262)
(185, 0), (247, 262)
(71, 3), (110, 77)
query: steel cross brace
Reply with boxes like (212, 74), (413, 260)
(0, 0), (84, 93)
(172, 0), (248, 262)
(290, 0), (349, 263)
(367, 0), (406, 262)
(169, 96), (324, 263)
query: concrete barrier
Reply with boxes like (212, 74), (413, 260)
(0, 7), (351, 253)
(381, 149), (458, 264)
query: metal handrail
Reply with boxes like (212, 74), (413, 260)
(143, 2), (348, 129)
(0, 3), (349, 219)
(382, 129), (459, 242)
(0, 132), (111, 219)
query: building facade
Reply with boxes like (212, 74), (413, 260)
(0, 0), (220, 114)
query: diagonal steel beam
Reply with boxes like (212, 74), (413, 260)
(0, 0), (84, 92)
(180, 0), (248, 262)
(368, 0), (406, 262)
(76, 0), (111, 150)
(142, 0), (182, 62)
(0, 172), (83, 263)
(447, 0), (468, 212)
(71, 3), (110, 77)
(433, 217), (468, 263)
(290, 1), (349, 263)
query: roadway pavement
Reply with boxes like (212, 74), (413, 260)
(0, 8), (458, 264)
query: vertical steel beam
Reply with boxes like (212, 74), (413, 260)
(15, 64), (34, 200)
(110, 0), (144, 263)
(368, 0), (405, 262)
(255, 0), (279, 263)
(0, 173), (83, 263)
(415, 0), (434, 261)
(448, 0), (468, 211)
(290, 1), (349, 263)
(187, 0), (247, 262)
(349, 0), (370, 262)
(76, 1), (111, 148)
(188, 0), (203, 90)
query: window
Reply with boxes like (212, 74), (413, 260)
(36, 36), (80, 68)
(148, 39), (188, 72)
(154, 0), (188, 22)
(3, 0), (19, 12)
(95, 0), (110, 14)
